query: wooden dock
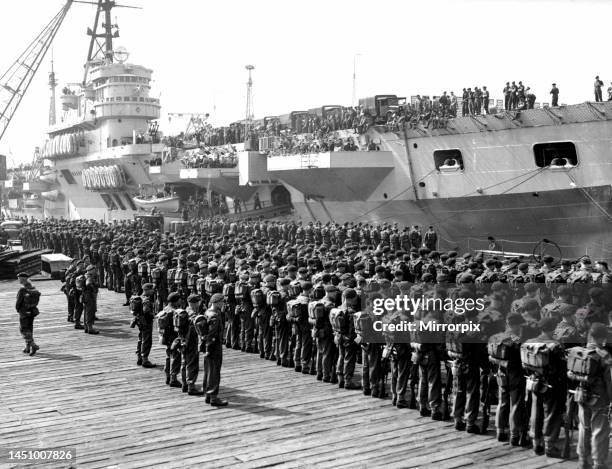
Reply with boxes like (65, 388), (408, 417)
(0, 280), (605, 469)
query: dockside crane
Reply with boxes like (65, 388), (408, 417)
(0, 0), (140, 146)
(0, 1), (73, 144)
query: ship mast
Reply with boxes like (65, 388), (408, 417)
(83, 0), (119, 84)
(48, 50), (58, 126)
(244, 64), (255, 143)
(81, 0), (141, 84)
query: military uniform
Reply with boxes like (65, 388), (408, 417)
(201, 294), (228, 406)
(333, 293), (361, 390)
(82, 270), (99, 334)
(577, 342), (612, 469)
(179, 297), (202, 394)
(136, 284), (156, 367)
(291, 291), (313, 374)
(490, 324), (526, 444)
(157, 293), (181, 386)
(523, 328), (566, 456)
(16, 273), (40, 355)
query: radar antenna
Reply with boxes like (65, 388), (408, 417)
(80, 0), (142, 84)
(0, 1), (72, 144)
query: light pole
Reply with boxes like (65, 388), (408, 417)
(352, 53), (361, 107)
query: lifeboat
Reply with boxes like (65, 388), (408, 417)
(82, 165), (126, 190)
(41, 189), (62, 201)
(132, 195), (180, 212)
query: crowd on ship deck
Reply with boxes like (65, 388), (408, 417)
(157, 75), (612, 158)
(179, 146), (238, 169)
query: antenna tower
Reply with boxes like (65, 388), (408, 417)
(49, 50), (58, 126)
(244, 64), (255, 142)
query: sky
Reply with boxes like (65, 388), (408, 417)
(0, 0), (609, 166)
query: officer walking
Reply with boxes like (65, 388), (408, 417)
(16, 272), (41, 356)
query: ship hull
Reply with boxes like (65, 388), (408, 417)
(288, 185), (612, 259)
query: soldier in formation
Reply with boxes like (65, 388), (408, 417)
(22, 216), (612, 460)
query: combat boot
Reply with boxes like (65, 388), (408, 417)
(22, 344), (31, 354)
(345, 382), (361, 390)
(294, 365), (302, 373)
(497, 431), (509, 442)
(142, 360), (156, 368)
(187, 385), (204, 396)
(136, 356), (143, 366)
(544, 443), (561, 458)
(87, 329), (100, 335)
(75, 323), (84, 330)
(169, 380), (182, 388)
(338, 379), (345, 388)
(29, 343), (39, 356)
(210, 397), (228, 407)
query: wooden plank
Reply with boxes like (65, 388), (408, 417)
(0, 279), (606, 469)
